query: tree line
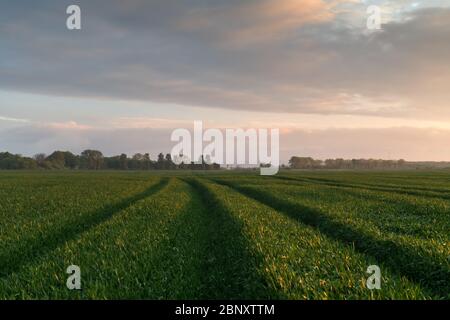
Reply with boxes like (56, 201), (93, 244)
(1, 151), (448, 171)
(0, 150), (220, 170)
(288, 156), (410, 169)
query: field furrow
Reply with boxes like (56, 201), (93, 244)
(182, 177), (278, 299)
(276, 175), (450, 200)
(0, 178), (191, 298)
(210, 177), (450, 299)
(199, 178), (427, 299)
(1, 171), (449, 300)
(0, 178), (168, 278)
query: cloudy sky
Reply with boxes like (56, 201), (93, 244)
(1, 0), (449, 162)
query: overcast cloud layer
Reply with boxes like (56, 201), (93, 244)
(1, 1), (449, 160)
(2, 0), (450, 117)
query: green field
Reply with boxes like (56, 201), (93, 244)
(0, 170), (449, 300)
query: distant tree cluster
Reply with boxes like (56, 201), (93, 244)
(0, 151), (220, 170)
(288, 156), (409, 169)
(1, 151), (448, 171)
(0, 152), (38, 170)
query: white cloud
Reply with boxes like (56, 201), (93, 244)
(0, 116), (30, 123)
(44, 121), (91, 130)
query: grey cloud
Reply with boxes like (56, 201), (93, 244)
(0, 1), (449, 118)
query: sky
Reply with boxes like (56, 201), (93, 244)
(1, 0), (450, 163)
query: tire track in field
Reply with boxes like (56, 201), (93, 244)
(274, 176), (450, 201)
(210, 178), (450, 299)
(0, 178), (169, 278)
(181, 177), (280, 299)
(271, 176), (450, 218)
(294, 175), (450, 194)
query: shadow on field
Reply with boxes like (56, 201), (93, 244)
(274, 175), (450, 201)
(211, 178), (450, 299)
(181, 178), (281, 299)
(0, 178), (169, 278)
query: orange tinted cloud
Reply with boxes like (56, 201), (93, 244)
(180, 0), (341, 45)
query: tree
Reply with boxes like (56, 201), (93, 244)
(398, 159), (406, 168)
(142, 153), (152, 170)
(34, 153), (46, 166)
(289, 157), (321, 169)
(81, 150), (104, 170)
(46, 151), (79, 169)
(0, 152), (37, 169)
(132, 153), (144, 161)
(165, 153), (175, 170)
(63, 151), (79, 169)
(129, 153), (146, 170)
(104, 155), (120, 169)
(156, 153), (165, 169)
(119, 153), (128, 170)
